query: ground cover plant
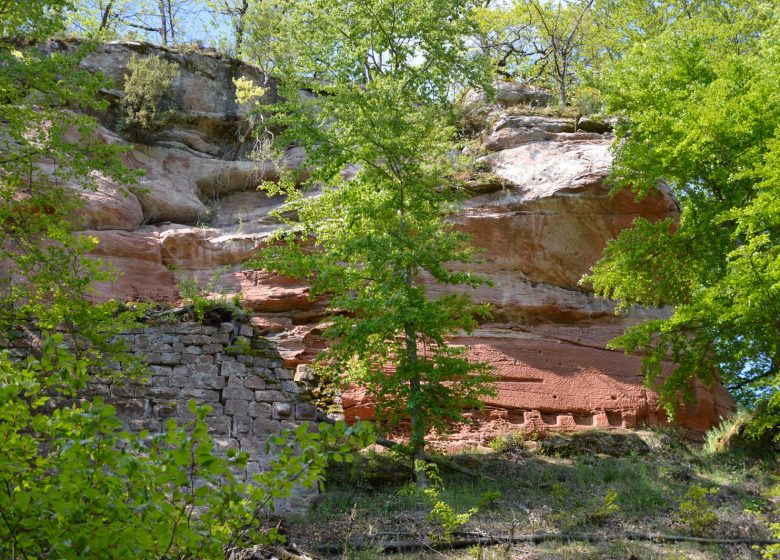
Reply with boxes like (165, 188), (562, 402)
(282, 430), (779, 560)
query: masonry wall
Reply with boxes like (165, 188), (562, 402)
(86, 319), (318, 487)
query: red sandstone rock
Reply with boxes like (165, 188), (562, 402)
(59, 45), (734, 443)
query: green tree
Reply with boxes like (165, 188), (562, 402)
(243, 0), (496, 485)
(0, 2), (371, 555)
(584, 1), (780, 428)
(118, 54), (180, 140)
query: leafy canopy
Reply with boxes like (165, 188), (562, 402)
(243, 0), (496, 478)
(0, 1), (372, 556)
(584, 0), (780, 427)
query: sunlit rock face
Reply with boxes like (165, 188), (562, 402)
(64, 44), (733, 443)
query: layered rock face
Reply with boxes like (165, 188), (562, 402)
(63, 43), (733, 443)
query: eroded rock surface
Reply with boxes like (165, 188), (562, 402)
(65, 43), (733, 443)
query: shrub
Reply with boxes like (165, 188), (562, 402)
(119, 55), (179, 140)
(0, 338), (373, 558)
(675, 484), (718, 537)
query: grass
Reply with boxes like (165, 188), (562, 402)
(282, 430), (779, 559)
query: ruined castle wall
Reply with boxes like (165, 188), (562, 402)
(86, 320), (317, 487)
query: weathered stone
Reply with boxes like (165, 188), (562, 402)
(222, 386), (254, 400)
(272, 402), (293, 419)
(181, 388), (220, 402)
(232, 415), (252, 435)
(254, 390), (288, 403)
(244, 375), (266, 390)
(190, 373), (225, 390)
(224, 399), (249, 416)
(252, 417), (281, 436)
(248, 401), (272, 418)
(221, 360), (247, 377)
(147, 386), (181, 399)
(192, 363), (219, 376)
(295, 403), (318, 421)
(294, 364), (316, 382)
(206, 417), (231, 436)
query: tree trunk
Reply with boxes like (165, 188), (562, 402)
(158, 0), (168, 45)
(233, 0), (249, 54)
(98, 0), (115, 32)
(405, 323), (428, 488)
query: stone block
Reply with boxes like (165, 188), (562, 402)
(183, 345), (202, 355)
(232, 415), (252, 435)
(149, 343), (173, 352)
(212, 437), (240, 451)
(222, 386), (254, 400)
(173, 323), (203, 335)
(254, 390), (288, 403)
(202, 344), (223, 354)
(128, 418), (162, 432)
(190, 373), (225, 390)
(192, 363), (219, 376)
(221, 361), (247, 377)
(272, 402), (293, 419)
(294, 365), (316, 382)
(295, 403), (318, 421)
(181, 388), (220, 402)
(253, 358), (273, 369)
(111, 383), (146, 398)
(159, 353), (181, 365)
(238, 355), (254, 365)
(248, 401), (272, 418)
(153, 400), (179, 418)
(244, 375), (266, 390)
(224, 399), (249, 416)
(211, 333), (230, 344)
(239, 324), (254, 337)
(111, 398), (148, 416)
(226, 375), (244, 387)
(192, 334), (212, 345)
(252, 417), (281, 436)
(203, 326), (218, 335)
(169, 374), (189, 388)
(88, 383), (111, 397)
(206, 417), (232, 436)
(281, 380), (301, 394)
(275, 367), (294, 380)
(172, 342), (184, 353)
(147, 386), (181, 399)
(149, 365), (173, 377)
(219, 322), (235, 333)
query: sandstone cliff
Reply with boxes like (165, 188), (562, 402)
(58, 41), (733, 443)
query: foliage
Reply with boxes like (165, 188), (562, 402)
(583, 0), (780, 416)
(119, 54), (180, 140)
(177, 273), (245, 324)
(243, 0), (496, 484)
(703, 409), (753, 454)
(675, 484), (718, 537)
(422, 464), (480, 543)
(0, 337), (374, 558)
(0, 1), (370, 556)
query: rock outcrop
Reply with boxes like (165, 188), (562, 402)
(61, 44), (733, 443)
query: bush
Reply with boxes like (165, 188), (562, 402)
(0, 335), (374, 559)
(675, 484), (718, 537)
(119, 55), (179, 140)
